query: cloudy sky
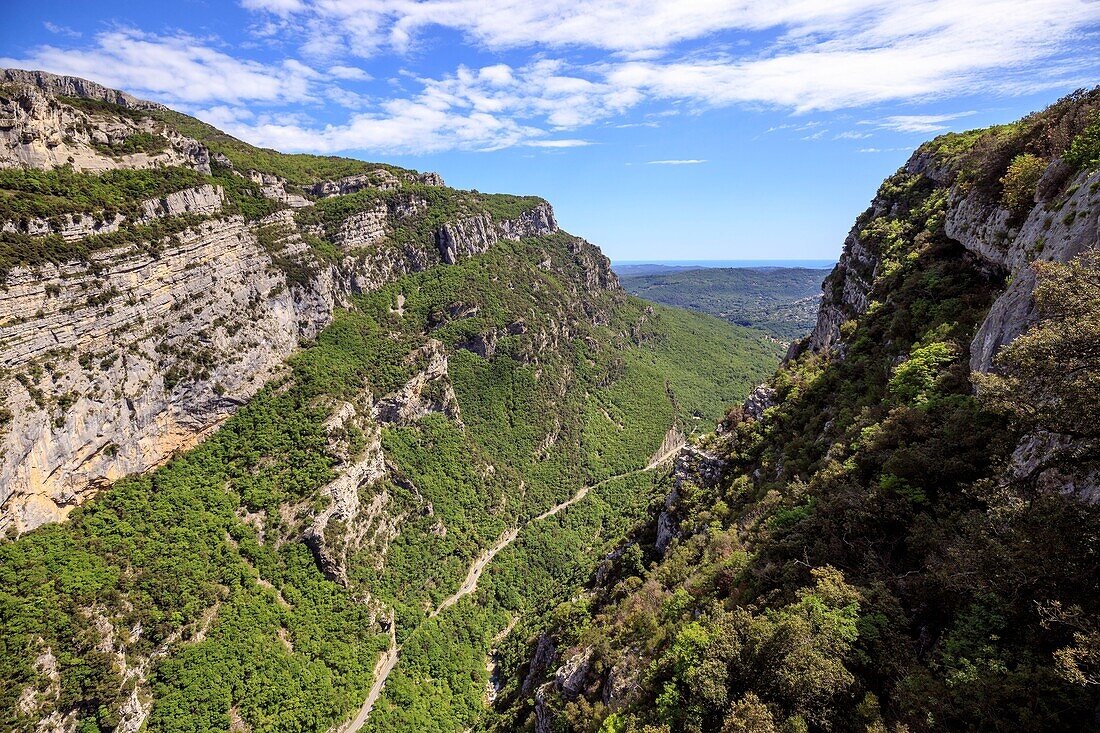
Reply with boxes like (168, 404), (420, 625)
(3, 1), (1098, 260)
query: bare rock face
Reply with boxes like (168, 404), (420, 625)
(438, 213), (499, 264)
(438, 201), (560, 264)
(742, 384), (777, 420)
(335, 204), (390, 250)
(247, 170), (312, 208)
(805, 218), (878, 355)
(0, 216), (327, 534)
(962, 166), (1100, 371)
(553, 647), (593, 698)
(498, 201), (558, 240)
(0, 79), (209, 173)
(1, 68), (165, 110)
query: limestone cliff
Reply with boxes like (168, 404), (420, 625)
(789, 90), (1100, 508)
(0, 69), (583, 535)
(803, 150), (1099, 371)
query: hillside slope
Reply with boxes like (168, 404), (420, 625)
(0, 70), (779, 733)
(489, 89), (1100, 732)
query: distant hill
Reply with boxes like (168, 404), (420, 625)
(619, 266), (826, 342)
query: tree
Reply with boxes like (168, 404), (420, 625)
(976, 252), (1100, 439)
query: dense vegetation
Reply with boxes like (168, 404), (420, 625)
(0, 167), (207, 223)
(0, 209), (777, 733)
(488, 89), (1100, 733)
(618, 268), (826, 342)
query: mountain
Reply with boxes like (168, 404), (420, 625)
(0, 70), (781, 733)
(618, 267), (826, 342)
(3, 69), (1099, 733)
(487, 89), (1100, 732)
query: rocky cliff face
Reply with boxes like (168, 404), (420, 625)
(0, 78), (208, 173)
(0, 70), (588, 536)
(804, 141), (1100, 374)
(787, 96), (1095, 512)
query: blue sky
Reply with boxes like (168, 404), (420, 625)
(2, 1), (1098, 261)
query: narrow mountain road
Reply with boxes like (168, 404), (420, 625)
(339, 613), (397, 733)
(337, 441), (682, 733)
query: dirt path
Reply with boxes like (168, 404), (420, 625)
(337, 440), (682, 732)
(431, 527), (519, 618)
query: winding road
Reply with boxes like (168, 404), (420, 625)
(336, 434), (683, 733)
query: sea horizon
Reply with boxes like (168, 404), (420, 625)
(612, 258), (836, 269)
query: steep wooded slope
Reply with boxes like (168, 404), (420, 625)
(490, 89), (1100, 733)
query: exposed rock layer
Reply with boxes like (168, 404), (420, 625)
(0, 73), (577, 535)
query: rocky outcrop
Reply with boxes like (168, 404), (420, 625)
(499, 201), (558, 240)
(0, 76), (210, 173)
(373, 340), (462, 425)
(553, 647), (593, 698)
(438, 201), (559, 264)
(303, 400), (388, 584)
(247, 170), (312, 208)
(1, 184), (224, 240)
(1, 68), (165, 110)
(655, 445), (726, 556)
(438, 213), (499, 264)
(804, 216), (878, 355)
(794, 133), (1099, 510)
(335, 204), (390, 250)
(308, 169), (444, 198)
(741, 383), (777, 420)
(958, 166), (1100, 371)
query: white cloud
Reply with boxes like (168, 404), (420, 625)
(869, 111), (977, 133)
(525, 139), (593, 148)
(835, 131), (872, 139)
(242, 0), (1099, 116)
(329, 65), (372, 81)
(43, 21), (80, 38)
(6, 0), (1098, 156)
(646, 159), (706, 165)
(241, 0), (305, 15)
(189, 61), (616, 154)
(0, 28), (321, 106)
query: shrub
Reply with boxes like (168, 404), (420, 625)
(888, 341), (956, 404)
(999, 153), (1045, 213)
(1063, 111), (1100, 172)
